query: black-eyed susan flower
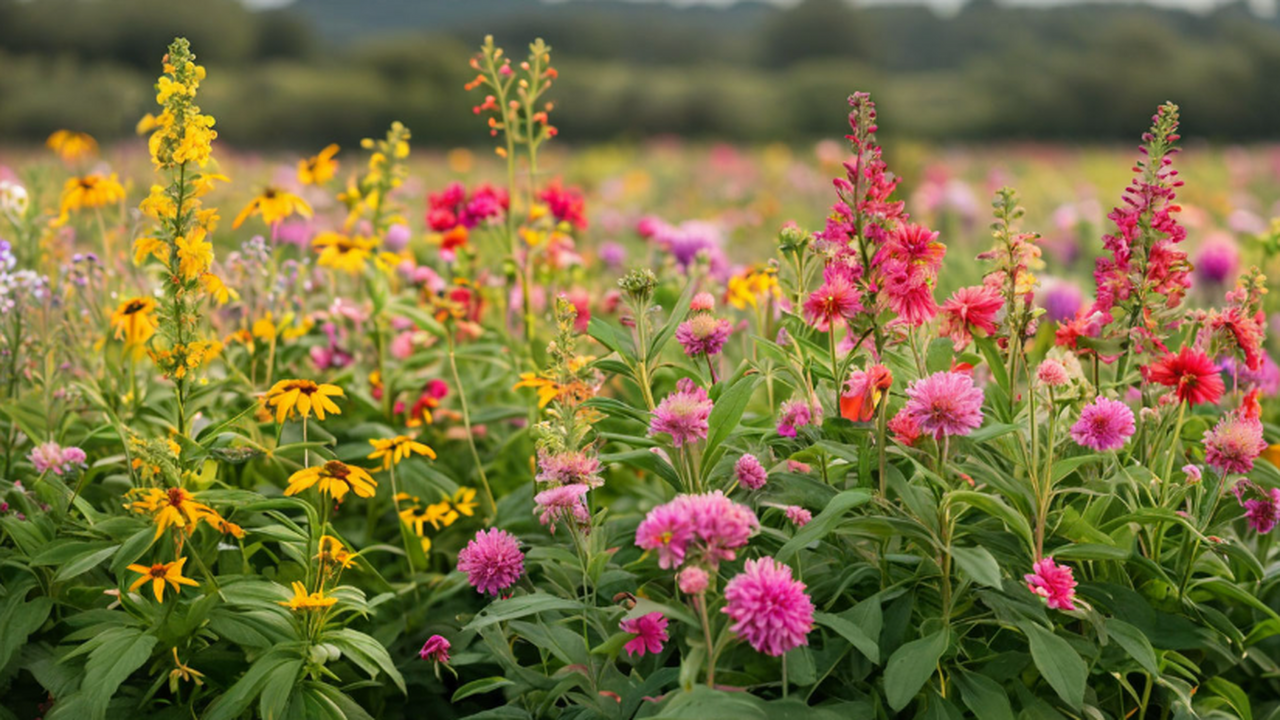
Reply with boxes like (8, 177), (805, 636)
(263, 379), (344, 424)
(111, 297), (159, 348)
(59, 173), (125, 215)
(127, 486), (216, 540)
(298, 144), (340, 185)
(446, 487), (479, 520)
(278, 581), (338, 611)
(367, 435), (436, 470)
(127, 557), (199, 602)
(285, 460), (377, 502)
(46, 130), (98, 162)
(233, 187), (312, 229)
(312, 232), (377, 273)
(316, 535), (356, 569)
(399, 502), (452, 536)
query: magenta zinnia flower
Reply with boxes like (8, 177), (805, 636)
(650, 378), (713, 447)
(735, 453), (768, 490)
(1024, 557), (1077, 611)
(777, 399), (820, 438)
(723, 557), (815, 657)
(620, 612), (669, 657)
(1070, 397), (1135, 451)
(903, 371), (984, 439)
(1240, 487), (1280, 534)
(419, 635), (451, 663)
(635, 491), (758, 570)
(676, 314), (733, 358)
(457, 528), (525, 596)
(939, 284), (1003, 350)
(1204, 414), (1267, 476)
(803, 264), (862, 332)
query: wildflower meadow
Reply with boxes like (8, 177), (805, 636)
(4, 33), (1280, 720)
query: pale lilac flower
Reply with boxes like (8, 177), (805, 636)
(384, 223), (412, 252)
(1025, 557), (1077, 611)
(620, 612), (669, 657)
(419, 635), (451, 663)
(903, 371), (984, 439)
(1070, 397), (1135, 451)
(650, 379), (713, 447)
(722, 557), (815, 656)
(735, 454), (767, 491)
(457, 528), (525, 596)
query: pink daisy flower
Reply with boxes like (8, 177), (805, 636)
(888, 408), (921, 446)
(675, 314), (733, 358)
(1204, 414), (1267, 476)
(735, 454), (768, 491)
(903, 371), (984, 439)
(1070, 397), (1135, 451)
(457, 528), (525, 596)
(419, 635), (451, 663)
(620, 612), (669, 657)
(723, 557), (815, 656)
(803, 264), (863, 332)
(1024, 557), (1077, 611)
(533, 483), (591, 534)
(650, 379), (713, 447)
(939, 285), (1004, 350)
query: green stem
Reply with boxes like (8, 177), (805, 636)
(446, 330), (498, 519)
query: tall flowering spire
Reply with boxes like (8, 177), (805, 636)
(1092, 102), (1189, 354)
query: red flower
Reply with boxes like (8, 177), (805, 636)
(939, 285), (1004, 350)
(1141, 347), (1224, 406)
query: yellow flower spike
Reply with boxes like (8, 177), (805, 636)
(285, 460), (377, 503)
(132, 236), (170, 266)
(110, 297), (159, 348)
(367, 435), (436, 471)
(298, 144), (340, 186)
(232, 187), (312, 229)
(200, 273), (237, 305)
(126, 557), (199, 603)
(176, 230), (214, 280)
(263, 379), (345, 424)
(278, 581), (338, 612)
(59, 174), (125, 215)
(46, 130), (98, 162)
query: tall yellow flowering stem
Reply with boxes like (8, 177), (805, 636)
(445, 329), (498, 519)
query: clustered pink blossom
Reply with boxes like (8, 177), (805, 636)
(803, 264), (863, 332)
(650, 378), (713, 447)
(1204, 391), (1267, 475)
(1070, 396), (1135, 451)
(722, 557), (815, 657)
(785, 506), (812, 528)
(878, 223), (945, 326)
(777, 399), (820, 438)
(939, 284), (1004, 350)
(677, 566), (709, 594)
(1234, 481), (1280, 534)
(533, 483), (591, 534)
(457, 528), (525, 596)
(676, 313), (733, 358)
(1024, 557), (1078, 611)
(536, 449), (603, 488)
(634, 491), (758, 570)
(539, 181), (588, 229)
(419, 635), (451, 663)
(734, 454), (768, 491)
(620, 612), (668, 657)
(426, 182), (508, 232)
(903, 371), (984, 439)
(1036, 359), (1070, 388)
(29, 442), (87, 476)
(888, 409), (921, 447)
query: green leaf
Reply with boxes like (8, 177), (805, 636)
(648, 280), (696, 359)
(945, 490), (1034, 553)
(954, 670), (1015, 720)
(0, 593), (51, 668)
(775, 490), (871, 562)
(813, 611), (879, 663)
(601, 448), (681, 490)
(324, 628), (407, 694)
(1021, 623), (1086, 710)
(883, 628), (948, 711)
(1204, 677), (1252, 720)
(258, 660), (304, 720)
(54, 544), (120, 583)
(111, 527), (158, 574)
(462, 592), (580, 631)
(950, 545), (1003, 588)
(701, 374), (759, 474)
(453, 677), (515, 702)
(1104, 618), (1159, 676)
(1052, 543), (1129, 562)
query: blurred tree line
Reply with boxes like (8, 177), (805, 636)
(1, 0), (1279, 148)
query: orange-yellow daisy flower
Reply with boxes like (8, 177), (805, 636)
(127, 557), (199, 602)
(278, 581), (338, 611)
(298, 144), (340, 185)
(46, 130), (98, 162)
(285, 460), (377, 502)
(263, 379), (344, 424)
(232, 187), (312, 229)
(110, 297), (159, 347)
(367, 435), (436, 470)
(60, 173), (125, 215)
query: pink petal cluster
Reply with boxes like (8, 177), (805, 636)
(533, 483), (591, 534)
(457, 528), (525, 596)
(777, 399), (820, 438)
(1204, 393), (1268, 476)
(1238, 486), (1280, 534)
(536, 449), (603, 488)
(619, 612), (669, 657)
(1036, 359), (1070, 388)
(722, 557), (815, 657)
(634, 491), (758, 569)
(803, 264), (863, 332)
(677, 566), (709, 594)
(29, 442), (87, 476)
(427, 182), (508, 231)
(1024, 557), (1078, 611)
(650, 379), (713, 447)
(419, 635), (451, 663)
(539, 181), (588, 229)
(878, 223), (945, 326)
(735, 454), (768, 491)
(784, 506), (812, 528)
(675, 314), (733, 358)
(939, 284), (1004, 350)
(1070, 397), (1136, 451)
(903, 371), (985, 439)
(889, 408), (921, 446)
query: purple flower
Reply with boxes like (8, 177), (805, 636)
(675, 314), (732, 358)
(385, 223), (412, 252)
(1039, 280), (1084, 324)
(1194, 235), (1240, 286)
(419, 635), (451, 663)
(650, 379), (713, 447)
(620, 612), (668, 657)
(647, 218), (728, 277)
(722, 557), (815, 657)
(1070, 397), (1135, 451)
(457, 528), (525, 596)
(599, 241), (626, 269)
(903, 371), (984, 439)
(734, 454), (768, 491)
